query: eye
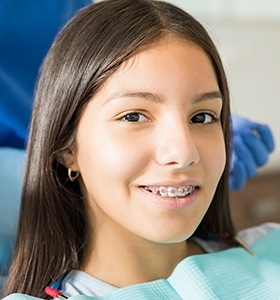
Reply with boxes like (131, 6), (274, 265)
(191, 112), (218, 124)
(119, 112), (149, 123)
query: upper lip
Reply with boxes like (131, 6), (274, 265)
(140, 181), (201, 188)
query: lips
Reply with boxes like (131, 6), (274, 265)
(140, 184), (198, 210)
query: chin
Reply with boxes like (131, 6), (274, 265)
(145, 228), (197, 244)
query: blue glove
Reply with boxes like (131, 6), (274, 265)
(230, 115), (275, 190)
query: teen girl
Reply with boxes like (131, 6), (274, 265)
(3, 0), (280, 298)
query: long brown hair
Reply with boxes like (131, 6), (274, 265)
(3, 0), (233, 297)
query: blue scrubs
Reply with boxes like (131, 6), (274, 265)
(0, 0), (91, 148)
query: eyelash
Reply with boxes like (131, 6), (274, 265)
(118, 112), (149, 123)
(118, 111), (219, 124)
(190, 112), (220, 124)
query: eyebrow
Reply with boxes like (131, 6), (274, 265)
(106, 90), (223, 104)
(193, 91), (223, 103)
(107, 91), (165, 104)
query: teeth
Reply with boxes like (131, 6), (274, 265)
(146, 185), (195, 198)
(177, 187), (187, 197)
(159, 187), (168, 197)
(167, 187), (177, 197)
(150, 186), (159, 194)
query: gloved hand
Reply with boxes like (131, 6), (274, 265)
(230, 115), (275, 190)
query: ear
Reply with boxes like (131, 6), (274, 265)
(59, 148), (79, 171)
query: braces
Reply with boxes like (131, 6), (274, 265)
(145, 186), (195, 198)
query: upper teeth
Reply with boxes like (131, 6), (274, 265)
(145, 186), (195, 198)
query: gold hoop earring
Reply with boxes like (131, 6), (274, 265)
(68, 168), (80, 182)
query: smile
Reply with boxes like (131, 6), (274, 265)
(143, 185), (196, 198)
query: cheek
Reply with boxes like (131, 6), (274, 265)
(199, 132), (226, 181)
(76, 127), (151, 187)
(209, 139), (226, 180)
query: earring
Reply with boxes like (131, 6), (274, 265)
(68, 168), (80, 182)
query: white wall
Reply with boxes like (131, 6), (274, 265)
(208, 21), (280, 172)
(168, 0), (280, 21)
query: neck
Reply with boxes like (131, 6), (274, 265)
(82, 226), (192, 288)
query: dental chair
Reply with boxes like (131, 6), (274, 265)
(0, 147), (25, 287)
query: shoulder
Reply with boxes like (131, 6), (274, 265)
(238, 222), (280, 245)
(192, 222), (280, 253)
(1, 295), (41, 300)
(60, 270), (118, 297)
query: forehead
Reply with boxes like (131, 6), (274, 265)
(100, 37), (218, 97)
(116, 36), (210, 72)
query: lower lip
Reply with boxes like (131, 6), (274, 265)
(140, 187), (198, 210)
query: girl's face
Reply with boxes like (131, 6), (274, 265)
(70, 37), (226, 244)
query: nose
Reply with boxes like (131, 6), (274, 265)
(155, 123), (200, 169)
